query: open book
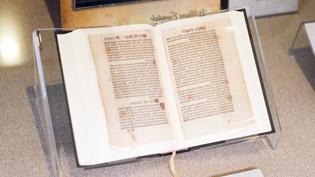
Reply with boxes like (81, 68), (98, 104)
(57, 10), (274, 166)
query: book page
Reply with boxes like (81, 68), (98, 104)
(166, 27), (234, 122)
(157, 12), (254, 139)
(87, 27), (174, 147)
(57, 31), (111, 165)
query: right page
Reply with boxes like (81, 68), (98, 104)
(156, 10), (272, 147)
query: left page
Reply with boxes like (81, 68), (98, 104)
(58, 30), (110, 166)
(86, 25), (175, 148)
(57, 25), (176, 166)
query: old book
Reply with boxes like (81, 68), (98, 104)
(57, 10), (274, 166)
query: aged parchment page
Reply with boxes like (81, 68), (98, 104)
(88, 25), (174, 147)
(157, 12), (254, 140)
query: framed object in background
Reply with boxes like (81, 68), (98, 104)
(225, 0), (299, 17)
(61, 0), (221, 28)
(74, 0), (157, 10)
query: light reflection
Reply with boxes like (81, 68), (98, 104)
(0, 36), (19, 64)
(223, 26), (234, 31)
(0, 16), (23, 67)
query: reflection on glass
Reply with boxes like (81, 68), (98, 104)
(0, 36), (19, 65)
(0, 15), (23, 67)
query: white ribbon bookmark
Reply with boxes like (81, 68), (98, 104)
(169, 151), (180, 177)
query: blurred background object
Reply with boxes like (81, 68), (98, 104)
(227, 0), (299, 17)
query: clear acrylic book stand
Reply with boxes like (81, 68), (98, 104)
(32, 8), (281, 177)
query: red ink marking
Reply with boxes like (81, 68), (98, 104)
(159, 102), (165, 110)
